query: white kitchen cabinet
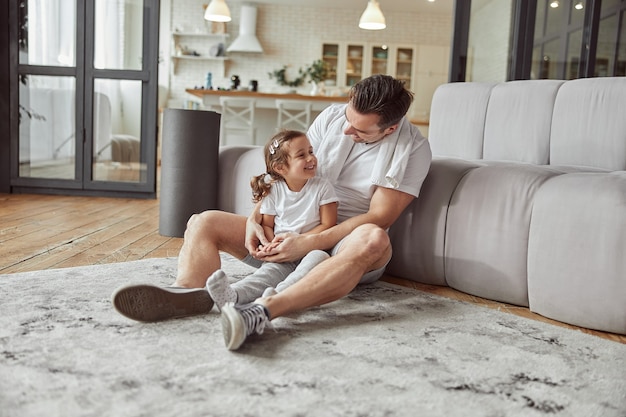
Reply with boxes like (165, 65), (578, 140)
(170, 32), (229, 75)
(366, 44), (417, 90)
(345, 44), (366, 87)
(321, 42), (365, 89)
(413, 45), (450, 119)
(321, 42), (418, 91)
(321, 43), (340, 85)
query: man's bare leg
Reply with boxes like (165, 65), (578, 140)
(112, 210), (249, 322)
(175, 210), (250, 288)
(261, 224), (391, 318)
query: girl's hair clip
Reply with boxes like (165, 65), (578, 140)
(269, 139), (280, 155)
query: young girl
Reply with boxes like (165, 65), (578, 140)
(206, 129), (338, 309)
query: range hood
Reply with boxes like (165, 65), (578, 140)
(227, 4), (264, 53)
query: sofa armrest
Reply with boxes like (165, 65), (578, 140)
(217, 145), (264, 215)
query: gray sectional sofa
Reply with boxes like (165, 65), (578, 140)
(215, 77), (626, 336)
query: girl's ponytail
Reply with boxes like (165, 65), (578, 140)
(251, 173), (273, 203)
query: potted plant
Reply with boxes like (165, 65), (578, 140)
(306, 60), (329, 83)
(305, 60), (330, 95)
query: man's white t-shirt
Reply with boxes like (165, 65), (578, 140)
(260, 176), (338, 235)
(307, 103), (432, 223)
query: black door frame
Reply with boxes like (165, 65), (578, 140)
(0, 3), (10, 194)
(4, 0), (160, 198)
(449, 0), (622, 82)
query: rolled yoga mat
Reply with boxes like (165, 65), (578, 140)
(159, 108), (220, 237)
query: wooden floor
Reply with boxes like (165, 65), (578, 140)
(1, 192), (623, 345)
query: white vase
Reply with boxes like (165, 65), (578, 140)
(310, 81), (324, 96)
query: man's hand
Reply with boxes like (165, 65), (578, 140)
(255, 232), (311, 263)
(245, 216), (270, 257)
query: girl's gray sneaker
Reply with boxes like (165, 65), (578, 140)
(220, 302), (270, 350)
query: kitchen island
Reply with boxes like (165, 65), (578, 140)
(185, 89), (348, 145)
(186, 88), (349, 110)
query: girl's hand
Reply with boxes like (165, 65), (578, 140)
(256, 232), (310, 263)
(257, 232), (296, 253)
(245, 216), (270, 257)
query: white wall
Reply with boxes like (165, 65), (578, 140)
(162, 1), (453, 106)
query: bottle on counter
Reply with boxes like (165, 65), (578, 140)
(249, 80), (258, 92)
(230, 75), (240, 90)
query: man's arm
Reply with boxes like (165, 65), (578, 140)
(315, 187), (413, 247)
(258, 187), (414, 262)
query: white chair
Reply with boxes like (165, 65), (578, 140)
(93, 92), (140, 163)
(275, 99), (313, 131)
(218, 97), (256, 146)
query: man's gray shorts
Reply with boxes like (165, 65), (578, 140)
(242, 236), (388, 285)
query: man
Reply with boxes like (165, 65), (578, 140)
(113, 75), (432, 350)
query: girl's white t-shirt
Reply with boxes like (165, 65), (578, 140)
(260, 176), (338, 235)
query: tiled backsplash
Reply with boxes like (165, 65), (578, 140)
(163, 1), (452, 107)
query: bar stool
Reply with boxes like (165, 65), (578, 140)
(275, 99), (313, 131)
(219, 97), (256, 146)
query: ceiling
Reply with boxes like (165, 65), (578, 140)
(227, 0), (454, 15)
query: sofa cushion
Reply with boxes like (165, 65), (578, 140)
(444, 163), (564, 306)
(550, 77), (626, 170)
(527, 171), (626, 334)
(483, 80), (564, 164)
(429, 82), (495, 159)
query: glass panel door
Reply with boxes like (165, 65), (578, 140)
(19, 0), (76, 67)
(92, 78), (145, 183)
(90, 0), (148, 185)
(618, 13), (626, 76)
(94, 0), (143, 71)
(17, 0), (79, 184)
(531, 0), (586, 80)
(19, 75), (76, 180)
(12, 0), (158, 197)
(597, 1), (626, 77)
(466, 0), (515, 82)
(86, 0), (157, 192)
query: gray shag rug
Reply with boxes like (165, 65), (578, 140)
(1, 254), (625, 417)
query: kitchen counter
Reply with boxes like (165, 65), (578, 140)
(185, 88), (348, 111)
(185, 89), (348, 145)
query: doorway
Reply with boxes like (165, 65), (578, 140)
(10, 0), (159, 198)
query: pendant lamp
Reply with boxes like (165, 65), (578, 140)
(359, 0), (386, 30)
(204, 0), (231, 23)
